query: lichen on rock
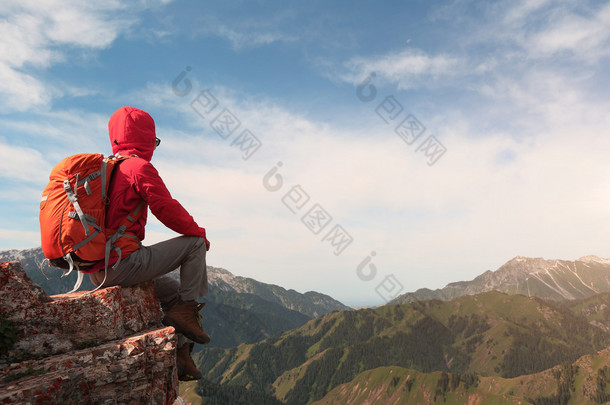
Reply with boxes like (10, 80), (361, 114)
(0, 261), (179, 404)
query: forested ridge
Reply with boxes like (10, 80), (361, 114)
(195, 291), (610, 404)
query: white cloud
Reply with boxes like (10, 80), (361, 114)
(336, 0), (610, 98)
(43, 6), (130, 47)
(2, 0), (609, 303)
(0, 109), (110, 155)
(216, 25), (298, 50)
(2, 72), (609, 302)
(501, 0), (553, 25)
(186, 7), (300, 50)
(0, 141), (53, 183)
(341, 49), (460, 90)
(471, 0), (610, 64)
(0, 228), (41, 250)
(0, 0), (161, 111)
(0, 64), (51, 109)
(120, 78), (610, 299)
(527, 2), (610, 60)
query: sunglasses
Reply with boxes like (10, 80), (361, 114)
(155, 137), (161, 148)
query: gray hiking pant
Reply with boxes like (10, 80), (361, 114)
(89, 235), (208, 348)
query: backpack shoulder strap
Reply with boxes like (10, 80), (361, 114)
(105, 199), (146, 269)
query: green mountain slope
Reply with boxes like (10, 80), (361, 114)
(564, 292), (610, 333)
(195, 291), (610, 404)
(312, 366), (518, 405)
(392, 256), (610, 305)
(200, 289), (311, 348)
(314, 346), (610, 404)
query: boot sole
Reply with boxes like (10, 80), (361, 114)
(178, 373), (203, 381)
(163, 316), (211, 344)
(177, 367), (203, 381)
(177, 366), (203, 381)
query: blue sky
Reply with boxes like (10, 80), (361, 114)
(1, 0), (610, 306)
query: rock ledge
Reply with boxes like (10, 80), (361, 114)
(0, 261), (178, 404)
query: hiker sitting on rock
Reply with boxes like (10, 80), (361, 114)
(89, 106), (210, 381)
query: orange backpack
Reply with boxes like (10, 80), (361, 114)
(39, 153), (144, 292)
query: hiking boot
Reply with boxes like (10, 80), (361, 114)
(177, 343), (203, 381)
(163, 300), (211, 344)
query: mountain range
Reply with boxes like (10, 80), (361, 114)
(0, 247), (350, 348)
(391, 255), (610, 304)
(192, 291), (610, 404)
(4, 248), (610, 404)
(0, 247), (97, 293)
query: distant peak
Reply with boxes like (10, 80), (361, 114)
(502, 256), (550, 268)
(209, 266), (234, 275)
(506, 255), (610, 265)
(508, 255), (544, 262)
(578, 255), (610, 264)
(509, 256), (528, 263)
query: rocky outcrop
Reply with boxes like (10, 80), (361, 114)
(0, 261), (179, 404)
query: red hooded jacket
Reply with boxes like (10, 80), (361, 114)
(92, 106), (208, 270)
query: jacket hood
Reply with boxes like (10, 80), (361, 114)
(109, 106), (156, 162)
